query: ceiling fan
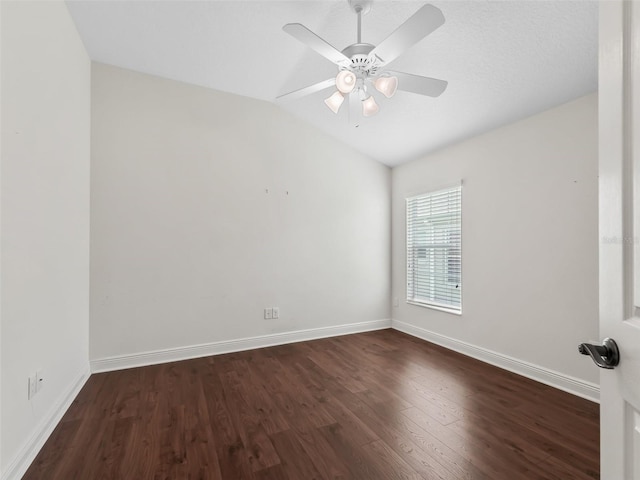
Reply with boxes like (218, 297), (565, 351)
(277, 0), (448, 120)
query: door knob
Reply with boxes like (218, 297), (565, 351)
(578, 338), (620, 369)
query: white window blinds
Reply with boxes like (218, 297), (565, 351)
(406, 185), (462, 313)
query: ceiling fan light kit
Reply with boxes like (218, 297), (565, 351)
(324, 91), (345, 113)
(335, 70), (357, 94)
(374, 75), (398, 98)
(278, 1), (448, 122)
(362, 95), (380, 117)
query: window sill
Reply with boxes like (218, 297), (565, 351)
(406, 300), (462, 316)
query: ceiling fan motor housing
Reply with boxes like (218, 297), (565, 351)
(341, 43), (379, 78)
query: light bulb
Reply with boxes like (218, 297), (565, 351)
(335, 70), (356, 94)
(374, 75), (398, 98)
(362, 96), (379, 117)
(324, 91), (344, 114)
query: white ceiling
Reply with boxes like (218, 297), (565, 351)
(66, 0), (598, 167)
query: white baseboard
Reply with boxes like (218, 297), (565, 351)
(1, 366), (90, 480)
(391, 319), (600, 403)
(91, 319), (392, 373)
(91, 318), (599, 403)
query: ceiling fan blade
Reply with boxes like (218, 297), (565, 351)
(283, 23), (351, 66)
(276, 78), (336, 102)
(368, 4), (445, 66)
(389, 71), (448, 97)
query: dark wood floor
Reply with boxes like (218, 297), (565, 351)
(24, 329), (599, 480)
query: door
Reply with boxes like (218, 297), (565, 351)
(599, 1), (640, 478)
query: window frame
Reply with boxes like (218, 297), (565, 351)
(405, 183), (463, 315)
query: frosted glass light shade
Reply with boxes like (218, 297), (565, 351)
(362, 96), (379, 117)
(374, 75), (398, 98)
(324, 91), (345, 114)
(335, 70), (357, 94)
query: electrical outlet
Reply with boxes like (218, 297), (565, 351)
(36, 369), (44, 393)
(264, 308), (273, 320)
(272, 307), (279, 319)
(28, 375), (37, 400)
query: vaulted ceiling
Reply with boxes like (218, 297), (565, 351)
(67, 1), (598, 167)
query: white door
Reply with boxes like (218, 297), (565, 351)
(599, 1), (640, 478)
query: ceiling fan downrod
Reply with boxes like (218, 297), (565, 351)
(356, 5), (362, 43)
(349, 0), (371, 44)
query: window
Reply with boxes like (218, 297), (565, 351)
(406, 184), (462, 314)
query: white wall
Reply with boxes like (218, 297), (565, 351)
(90, 63), (391, 363)
(1, 1), (91, 477)
(391, 93), (599, 390)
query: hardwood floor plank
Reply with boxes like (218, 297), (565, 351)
(306, 347), (369, 394)
(238, 359), (291, 435)
(22, 330), (599, 480)
(285, 356), (380, 447)
(451, 401), (599, 477)
(199, 360), (256, 480)
(218, 370), (280, 472)
(464, 389), (599, 459)
(270, 355), (337, 429)
(319, 423), (401, 480)
(253, 464), (291, 480)
(346, 396), (489, 480)
(269, 430), (324, 480)
(181, 362), (224, 480)
(294, 426), (355, 480)
(362, 440), (424, 480)
(400, 407), (536, 480)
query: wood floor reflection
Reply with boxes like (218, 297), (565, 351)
(23, 329), (599, 479)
